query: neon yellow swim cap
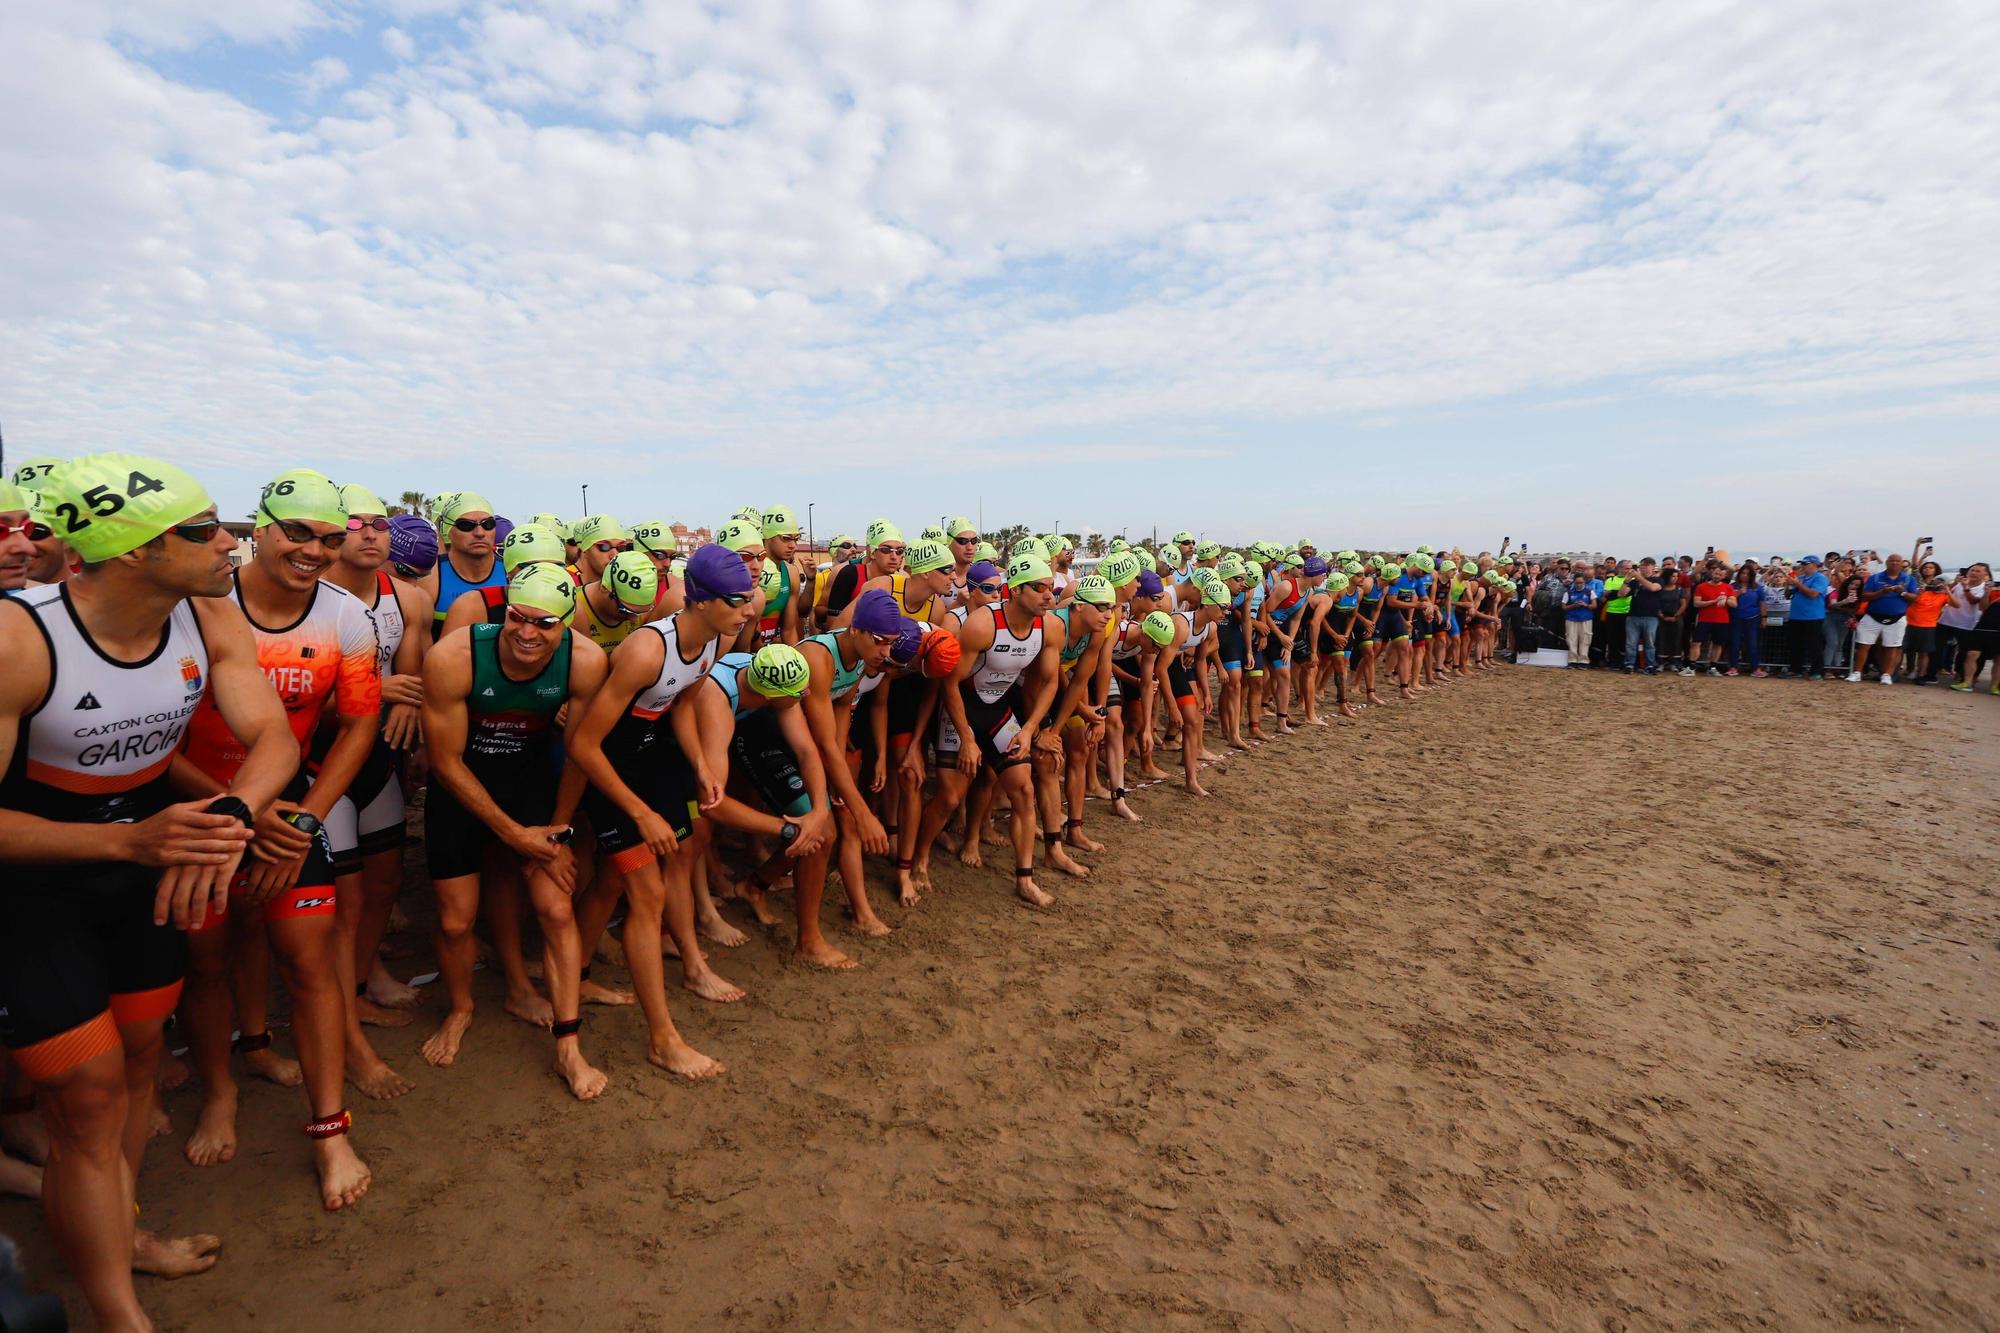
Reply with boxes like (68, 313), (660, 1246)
(1172, 530), (1195, 545)
(1195, 573), (1229, 606)
(1072, 575), (1114, 607)
(715, 519), (764, 554)
(904, 538), (951, 574)
(1216, 554), (1245, 580)
(501, 523), (566, 573)
(973, 541), (997, 562)
(631, 520), (673, 555)
(569, 514), (627, 548)
(1007, 553), (1053, 588)
(1326, 572), (1351, 593)
(1194, 540), (1221, 561)
(604, 550), (659, 610)
(919, 525), (947, 543)
(1141, 610), (1177, 646)
(1381, 563), (1404, 580)
(747, 644), (810, 698)
(1341, 560), (1364, 577)
(1108, 537), (1129, 552)
(760, 505), (800, 540)
(11, 457), (62, 493)
(1242, 559), (1263, 582)
(43, 454), (214, 563)
(528, 511), (564, 532)
(946, 516), (977, 538)
(507, 563), (577, 623)
(438, 492), (492, 527)
(1011, 536), (1045, 562)
(339, 484), (387, 517)
(1097, 552), (1141, 587)
(258, 472), (346, 528)
(1439, 559), (1457, 573)
(867, 519), (903, 549)
(0, 480), (28, 514)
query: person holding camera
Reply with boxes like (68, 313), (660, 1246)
(1849, 552), (1920, 684)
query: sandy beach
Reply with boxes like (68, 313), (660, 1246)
(7, 668), (1997, 1330)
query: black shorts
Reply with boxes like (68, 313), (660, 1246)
(1292, 623), (1315, 662)
(585, 741), (700, 874)
(1410, 614), (1430, 643)
(1378, 610), (1409, 641)
(1905, 625), (1937, 655)
(426, 761), (557, 879)
(1693, 620), (1729, 645)
(940, 682), (1032, 770)
(1164, 656), (1195, 704)
(1216, 619), (1247, 669)
(730, 710), (812, 818)
(886, 674), (924, 744)
(0, 868), (185, 1072)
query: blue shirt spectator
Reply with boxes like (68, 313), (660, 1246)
(1788, 568), (1830, 621)
(1564, 584), (1598, 621)
(1733, 584), (1766, 621)
(1862, 568), (1919, 618)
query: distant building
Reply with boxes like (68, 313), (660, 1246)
(669, 523), (712, 555)
(223, 519), (257, 565)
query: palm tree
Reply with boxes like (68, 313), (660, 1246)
(1083, 533), (1106, 557)
(390, 490), (430, 518)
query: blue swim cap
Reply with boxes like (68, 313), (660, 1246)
(851, 587), (903, 635)
(1136, 570), (1165, 598)
(684, 543), (753, 601)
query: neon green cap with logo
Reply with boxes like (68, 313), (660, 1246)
(1007, 553), (1052, 588)
(1194, 571), (1229, 605)
(904, 538), (951, 575)
(1010, 536), (1045, 562)
(0, 479), (28, 515)
(1141, 610), (1177, 646)
(1072, 575), (1114, 607)
(1216, 554), (1245, 579)
(259, 471), (346, 527)
(44, 454), (214, 563)
(1341, 559), (1364, 577)
(946, 515), (977, 539)
(501, 523), (566, 573)
(1108, 536), (1129, 552)
(11, 457), (62, 493)
(867, 519), (903, 549)
(760, 505), (800, 540)
(1326, 572), (1351, 593)
(973, 541), (998, 562)
(508, 563), (577, 623)
(759, 561), (784, 597)
(1097, 551), (1141, 588)
(1439, 559), (1458, 573)
(631, 520), (673, 555)
(1172, 530), (1195, 545)
(1243, 559), (1264, 582)
(604, 550), (659, 610)
(570, 514), (627, 548)
(1381, 563), (1404, 580)
(437, 491), (493, 527)
(919, 525), (947, 543)
(1408, 553), (1435, 573)
(828, 534), (858, 554)
(528, 511), (565, 532)
(747, 643), (811, 698)
(1194, 540), (1221, 561)
(1416, 544), (1434, 555)
(339, 484), (387, 517)
(715, 519), (764, 554)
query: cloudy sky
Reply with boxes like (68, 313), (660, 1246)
(3, 1), (1996, 558)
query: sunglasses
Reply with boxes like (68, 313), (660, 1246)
(952, 535), (977, 545)
(168, 518), (224, 544)
(505, 606), (565, 630)
(261, 506), (347, 549)
(0, 519), (54, 543)
(867, 632), (899, 646)
(454, 516), (498, 532)
(594, 540), (633, 554)
(770, 533), (799, 542)
(972, 581), (1003, 595)
(698, 590), (753, 608)
(346, 516), (392, 533)
(877, 545), (906, 556)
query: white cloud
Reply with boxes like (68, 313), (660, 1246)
(1, 0), (1996, 548)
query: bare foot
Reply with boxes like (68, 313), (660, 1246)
(1064, 826), (1105, 853)
(580, 977), (635, 1006)
(357, 995), (414, 1029)
(555, 1047), (609, 1102)
(421, 1010), (473, 1067)
(850, 911), (893, 938)
(648, 1036), (725, 1081)
(1015, 876), (1056, 909)
(1, 1106), (49, 1164)
(134, 1228), (221, 1278)
(505, 988), (555, 1029)
(896, 868), (923, 908)
(149, 1103), (172, 1140)
(1308, 715), (1329, 726)
(1046, 844), (1092, 878)
(937, 828), (962, 854)
(956, 840), (983, 869)
(745, 887), (780, 927)
(241, 1045), (303, 1088)
(1111, 798), (1142, 823)
(316, 1135), (372, 1211)
(184, 1093), (237, 1167)
(364, 965), (423, 1010)
(1228, 736), (1251, 751)
(0, 1154), (41, 1200)
(347, 1052), (415, 1100)
(698, 911), (749, 949)
(980, 824), (1007, 848)
(683, 966), (747, 1004)
(1183, 779), (1210, 798)
(156, 1053), (192, 1095)
(387, 901), (412, 934)
(794, 938), (859, 970)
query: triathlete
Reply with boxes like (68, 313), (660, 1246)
(438, 522), (567, 636)
(419, 492), (504, 641)
(418, 565), (612, 1098)
(174, 472), (381, 1214)
(753, 505), (806, 645)
(1, 454), (297, 1326)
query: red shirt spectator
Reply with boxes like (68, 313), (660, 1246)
(1694, 580), (1735, 623)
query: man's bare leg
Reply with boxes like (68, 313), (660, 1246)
(178, 918), (240, 1168)
(909, 767), (969, 893)
(481, 862), (552, 1027)
(1062, 732), (1105, 852)
(661, 828), (745, 1002)
(527, 869), (608, 1101)
(961, 770), (1002, 866)
(223, 918), (302, 1089)
(1, 1056), (48, 1165)
(832, 805), (890, 934)
(1102, 710), (1142, 822)
(267, 913), (371, 1211)
(1001, 765), (1055, 907)
(1178, 700), (1209, 796)
(792, 823), (859, 969)
(353, 846), (420, 1011)
(333, 868), (414, 1102)
(620, 858), (726, 1079)
(570, 866), (637, 1007)
(691, 854), (749, 948)
(420, 874), (481, 1067)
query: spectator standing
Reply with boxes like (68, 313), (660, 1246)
(1826, 560), (1865, 676)
(1940, 563), (1990, 684)
(1850, 554), (1920, 684)
(1623, 558), (1663, 673)
(1949, 571), (1999, 693)
(1688, 562), (1736, 676)
(1780, 554), (1830, 678)
(1728, 564), (1767, 676)
(1656, 563), (1688, 672)
(1904, 564), (1949, 684)
(1563, 573), (1598, 668)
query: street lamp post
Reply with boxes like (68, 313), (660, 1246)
(580, 484), (589, 515)
(807, 502), (814, 554)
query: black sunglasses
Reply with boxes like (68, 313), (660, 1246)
(346, 516), (392, 533)
(453, 516), (498, 532)
(952, 535), (977, 545)
(261, 505), (346, 549)
(505, 606), (565, 630)
(593, 540), (633, 553)
(168, 518), (224, 544)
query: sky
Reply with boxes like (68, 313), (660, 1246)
(2, 1), (1997, 561)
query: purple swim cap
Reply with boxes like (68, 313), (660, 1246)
(1302, 557), (1328, 577)
(683, 543), (753, 601)
(851, 587), (903, 635)
(1136, 570), (1165, 598)
(889, 618), (924, 665)
(492, 515), (514, 547)
(388, 513), (439, 576)
(966, 560), (1002, 585)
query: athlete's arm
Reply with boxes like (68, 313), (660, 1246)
(1013, 617), (1067, 751)
(668, 681), (722, 810)
(422, 632), (562, 867)
(797, 642), (888, 850)
(381, 581), (434, 747)
(775, 703), (832, 852)
(780, 562), (803, 644)
(865, 684), (890, 793)
(941, 609), (994, 776)
(562, 629), (669, 835)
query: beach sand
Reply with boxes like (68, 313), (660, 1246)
(7, 669), (1997, 1329)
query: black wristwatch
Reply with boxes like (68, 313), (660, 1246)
(779, 819), (801, 847)
(547, 825), (575, 845)
(283, 810), (324, 838)
(203, 796), (254, 831)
